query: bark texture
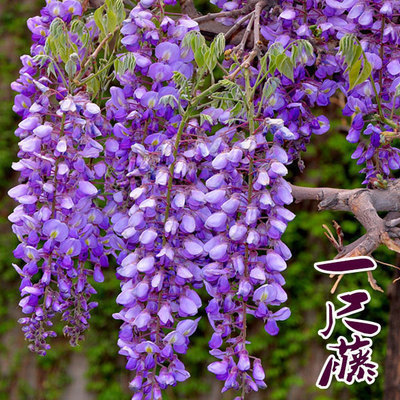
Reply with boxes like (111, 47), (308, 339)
(384, 269), (400, 400)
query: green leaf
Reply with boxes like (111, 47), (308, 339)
(346, 44), (362, 71)
(47, 62), (57, 79)
(395, 83), (400, 98)
(219, 79), (239, 89)
(339, 34), (359, 68)
(94, 6), (106, 35)
(205, 50), (217, 73)
(200, 113), (213, 125)
(263, 77), (280, 99)
(70, 19), (86, 37)
(267, 43), (284, 75)
(86, 76), (101, 98)
(49, 17), (65, 38)
(348, 59), (362, 90)
(353, 61), (372, 88)
(159, 94), (178, 108)
(302, 40), (314, 57)
(106, 0), (125, 23)
(114, 53), (136, 76)
(106, 9), (117, 33)
(290, 45), (299, 63)
(259, 53), (268, 74)
(230, 101), (242, 117)
(65, 59), (77, 78)
(33, 54), (49, 67)
(276, 54), (294, 81)
(210, 33), (225, 58)
(194, 47), (206, 68)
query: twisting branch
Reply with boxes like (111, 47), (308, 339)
(194, 8), (248, 23)
(292, 180), (400, 291)
(180, 0), (277, 46)
(290, 180), (400, 213)
(226, 0), (268, 80)
(231, 13), (255, 56)
(225, 12), (254, 41)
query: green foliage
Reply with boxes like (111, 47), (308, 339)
(94, 0), (125, 37)
(182, 31), (225, 76)
(114, 53), (136, 77)
(339, 34), (373, 90)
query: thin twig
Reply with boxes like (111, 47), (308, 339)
(333, 220), (344, 249)
(367, 270), (384, 292)
(330, 274), (343, 294)
(83, 25), (120, 71)
(194, 8), (246, 23)
(322, 224), (340, 251)
(226, 1), (267, 80)
(225, 12), (254, 40)
(232, 13), (255, 54)
(375, 258), (400, 271)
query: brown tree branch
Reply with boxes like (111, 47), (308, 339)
(180, 0), (278, 46)
(290, 180), (400, 213)
(194, 8), (248, 23)
(225, 12), (254, 41)
(291, 180), (400, 291)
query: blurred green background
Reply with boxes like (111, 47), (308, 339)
(0, 1), (396, 399)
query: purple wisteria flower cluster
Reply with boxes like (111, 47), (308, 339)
(9, 0), (400, 398)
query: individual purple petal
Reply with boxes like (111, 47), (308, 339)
(266, 251), (287, 271)
(42, 219), (69, 241)
(18, 116), (39, 131)
(208, 360), (228, 375)
(280, 8), (296, 20)
(229, 224), (247, 241)
(237, 352), (250, 371)
(388, 59), (400, 76)
(155, 42), (180, 63)
(180, 214), (196, 233)
(326, 0), (357, 9)
(221, 197), (240, 214)
(139, 229), (158, 245)
(179, 296), (198, 316)
(205, 212), (227, 230)
(253, 359), (265, 381)
(116, 288), (134, 306)
(164, 330), (186, 346)
(148, 63), (173, 81)
(358, 9), (373, 26)
(137, 256), (155, 273)
(140, 91), (159, 109)
(183, 239), (203, 257)
(134, 310), (152, 329)
(136, 340), (161, 354)
(209, 243), (228, 261)
(265, 319), (279, 336)
(272, 307), (291, 321)
(19, 136), (41, 153)
(78, 181), (98, 196)
(158, 304), (173, 325)
(60, 238), (81, 256)
(176, 317), (200, 336)
(253, 284), (277, 303)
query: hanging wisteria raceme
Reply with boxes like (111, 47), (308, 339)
(9, 0), (400, 398)
(9, 2), (117, 354)
(10, 90), (112, 351)
(200, 124), (294, 393)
